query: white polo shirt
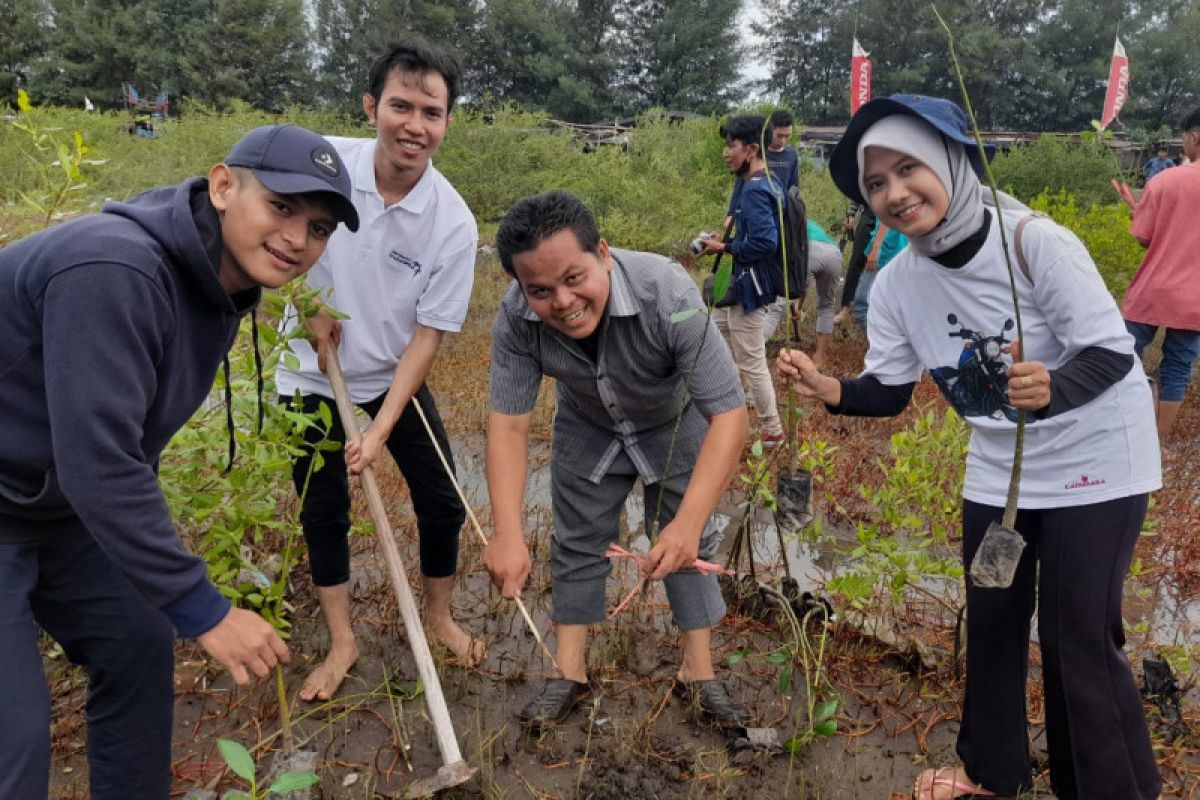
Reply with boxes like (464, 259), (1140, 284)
(276, 136), (478, 404)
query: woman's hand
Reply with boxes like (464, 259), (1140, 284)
(1007, 339), (1051, 411)
(777, 348), (841, 406)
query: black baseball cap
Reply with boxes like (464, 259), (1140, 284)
(830, 94), (996, 206)
(225, 125), (360, 232)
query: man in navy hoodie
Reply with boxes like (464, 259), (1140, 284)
(0, 124), (359, 798)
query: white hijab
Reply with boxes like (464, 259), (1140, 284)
(856, 114), (1028, 257)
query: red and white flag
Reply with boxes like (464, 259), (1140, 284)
(851, 38), (872, 116)
(1099, 37), (1129, 130)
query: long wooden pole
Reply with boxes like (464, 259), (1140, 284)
(323, 348), (466, 770)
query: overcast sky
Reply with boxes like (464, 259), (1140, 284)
(736, 1), (773, 98)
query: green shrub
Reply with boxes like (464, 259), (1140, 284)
(798, 169), (849, 236)
(991, 134), (1127, 209)
(1028, 190), (1143, 299)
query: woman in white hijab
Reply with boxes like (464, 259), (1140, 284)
(779, 95), (1161, 800)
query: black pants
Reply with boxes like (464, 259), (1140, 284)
(839, 208), (875, 308)
(958, 495), (1161, 799)
(288, 385), (465, 585)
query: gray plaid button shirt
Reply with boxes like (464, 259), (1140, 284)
(489, 248), (744, 484)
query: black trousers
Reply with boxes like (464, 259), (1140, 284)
(958, 495), (1161, 799)
(288, 385), (465, 585)
(0, 517), (176, 799)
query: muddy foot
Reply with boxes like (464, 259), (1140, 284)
(430, 617), (486, 666)
(299, 640), (358, 702)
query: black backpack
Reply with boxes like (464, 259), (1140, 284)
(769, 184), (809, 303)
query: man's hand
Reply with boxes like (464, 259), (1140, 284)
(306, 310), (343, 374)
(643, 519), (701, 580)
(1111, 179), (1138, 211)
(345, 426), (386, 475)
(700, 234), (726, 256)
(485, 534), (531, 598)
(197, 607), (290, 686)
(1006, 339), (1052, 412)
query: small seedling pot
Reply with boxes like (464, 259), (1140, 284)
(969, 521), (1026, 588)
(775, 469), (814, 535)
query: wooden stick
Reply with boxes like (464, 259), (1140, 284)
(323, 348), (465, 769)
(407, 395), (559, 672)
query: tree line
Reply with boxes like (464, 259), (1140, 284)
(2, 0), (1196, 133)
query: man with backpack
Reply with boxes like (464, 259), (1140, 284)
(699, 115), (793, 446)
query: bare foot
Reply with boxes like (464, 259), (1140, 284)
(299, 639), (358, 702)
(429, 616), (486, 666)
(912, 766), (995, 800)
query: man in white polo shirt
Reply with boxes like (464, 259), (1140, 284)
(276, 36), (480, 702)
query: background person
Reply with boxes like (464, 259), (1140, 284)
(0, 124), (358, 798)
(763, 219), (842, 368)
(1113, 108), (1200, 442)
(851, 217), (908, 332)
(779, 94), (1161, 800)
(701, 115), (786, 446)
(833, 203), (875, 326)
(1142, 145), (1175, 183)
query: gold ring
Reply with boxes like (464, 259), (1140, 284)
(1023, 376), (1033, 388)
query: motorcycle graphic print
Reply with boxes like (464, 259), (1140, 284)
(929, 314), (1020, 423)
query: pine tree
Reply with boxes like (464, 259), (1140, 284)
(184, 0), (312, 111)
(613, 0), (741, 115)
(0, 0), (52, 104)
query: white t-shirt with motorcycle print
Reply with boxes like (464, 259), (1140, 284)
(862, 212), (1161, 509)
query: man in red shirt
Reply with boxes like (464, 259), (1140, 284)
(1114, 108), (1200, 440)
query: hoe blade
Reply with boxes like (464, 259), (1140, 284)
(404, 760), (477, 798)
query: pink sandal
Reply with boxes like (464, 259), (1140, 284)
(912, 766), (997, 800)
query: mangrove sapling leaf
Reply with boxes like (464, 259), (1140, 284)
(812, 699), (838, 722)
(726, 647), (750, 665)
(778, 662), (793, 694)
(267, 772), (321, 793)
(814, 720), (837, 737)
(710, 260), (733, 307)
(218, 738), (257, 783)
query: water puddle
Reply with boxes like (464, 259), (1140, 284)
(444, 436), (1199, 651)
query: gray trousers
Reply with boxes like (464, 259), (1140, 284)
(549, 450), (726, 630)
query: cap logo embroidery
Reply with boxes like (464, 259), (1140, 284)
(311, 148), (339, 177)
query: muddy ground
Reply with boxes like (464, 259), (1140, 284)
(45, 302), (1200, 799)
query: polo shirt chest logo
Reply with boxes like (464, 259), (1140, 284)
(388, 250), (422, 276)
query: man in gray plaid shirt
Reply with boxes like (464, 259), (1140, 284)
(484, 190), (752, 730)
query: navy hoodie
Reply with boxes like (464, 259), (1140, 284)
(0, 178), (258, 637)
(728, 170), (783, 313)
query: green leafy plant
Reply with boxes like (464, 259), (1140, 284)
(216, 738), (319, 800)
(828, 407), (967, 614)
(6, 88), (105, 228)
(1027, 190), (1143, 299)
(990, 133), (1130, 210)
